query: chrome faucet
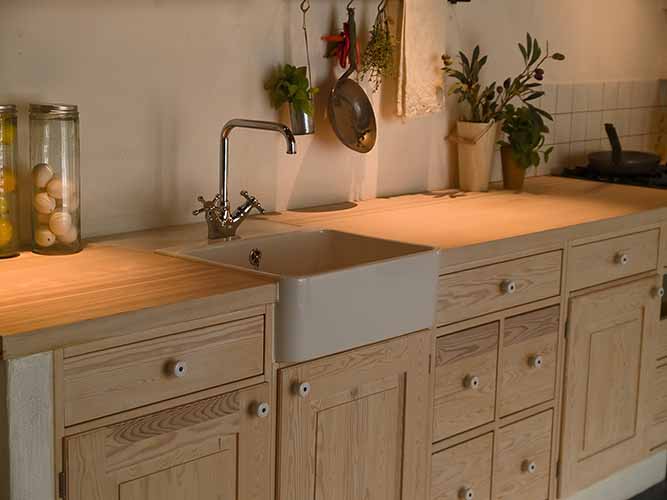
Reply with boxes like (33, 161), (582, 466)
(194, 119), (297, 240)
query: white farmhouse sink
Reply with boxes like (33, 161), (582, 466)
(170, 230), (439, 362)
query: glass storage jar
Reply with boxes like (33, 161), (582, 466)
(30, 104), (81, 254)
(0, 105), (20, 258)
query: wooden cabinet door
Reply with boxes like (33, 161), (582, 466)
(277, 331), (431, 500)
(559, 276), (659, 497)
(64, 384), (272, 500)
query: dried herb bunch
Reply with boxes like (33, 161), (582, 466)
(360, 8), (395, 92)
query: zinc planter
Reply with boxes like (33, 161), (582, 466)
(456, 121), (499, 192)
(289, 103), (315, 136)
(500, 146), (526, 191)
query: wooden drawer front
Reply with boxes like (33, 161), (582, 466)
(648, 361), (667, 450)
(64, 315), (265, 426)
(433, 323), (499, 442)
(431, 433), (493, 500)
(494, 410), (553, 500)
(567, 230), (659, 291)
(500, 306), (559, 417)
(437, 252), (562, 325)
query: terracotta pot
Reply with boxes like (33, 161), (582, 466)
(501, 146), (526, 191)
(456, 121), (499, 192)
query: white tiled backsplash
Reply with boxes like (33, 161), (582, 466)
(533, 79), (667, 175)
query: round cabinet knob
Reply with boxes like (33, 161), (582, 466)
(167, 360), (188, 378)
(528, 355), (544, 369)
(458, 487), (474, 500)
(255, 402), (270, 418)
(652, 287), (665, 299)
(615, 253), (630, 266)
(522, 460), (537, 474)
(500, 280), (517, 295)
(297, 382), (311, 398)
(463, 375), (481, 390)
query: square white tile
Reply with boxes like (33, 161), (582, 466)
(585, 139), (602, 154)
(541, 84), (557, 114)
(554, 114), (573, 143)
(570, 141), (587, 166)
(573, 83), (588, 113)
(586, 111), (602, 140)
(571, 113), (587, 141)
(556, 83), (573, 114)
(618, 81), (633, 109)
(629, 108), (648, 135)
(546, 144), (571, 174)
(659, 80), (667, 106)
(586, 82), (604, 111)
(603, 81), (619, 110)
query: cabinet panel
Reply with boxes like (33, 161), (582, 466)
(277, 331), (430, 500)
(64, 315), (265, 426)
(657, 320), (667, 360)
(494, 410), (553, 500)
(437, 251), (562, 325)
(559, 276), (659, 497)
(567, 230), (659, 291)
(647, 361), (667, 451)
(433, 323), (499, 441)
(431, 433), (493, 500)
(500, 306), (559, 417)
(64, 383), (271, 500)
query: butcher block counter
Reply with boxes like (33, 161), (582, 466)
(0, 246), (277, 359)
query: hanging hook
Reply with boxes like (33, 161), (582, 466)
(300, 0), (310, 13)
(346, 0), (355, 9)
(377, 0), (387, 13)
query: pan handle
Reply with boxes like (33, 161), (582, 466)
(604, 123), (623, 166)
(347, 7), (358, 73)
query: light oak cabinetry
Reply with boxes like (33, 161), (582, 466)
(276, 331), (431, 500)
(559, 276), (660, 497)
(64, 383), (272, 500)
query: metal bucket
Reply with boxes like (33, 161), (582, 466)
(289, 104), (315, 136)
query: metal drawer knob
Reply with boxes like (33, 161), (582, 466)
(500, 280), (517, 295)
(652, 287), (665, 299)
(458, 487), (474, 500)
(528, 355), (544, 369)
(255, 402), (270, 418)
(463, 375), (481, 390)
(522, 460), (537, 474)
(615, 253), (630, 266)
(297, 382), (311, 398)
(167, 360), (188, 378)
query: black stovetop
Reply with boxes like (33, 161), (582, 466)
(561, 166), (667, 189)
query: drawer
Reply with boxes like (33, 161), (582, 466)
(494, 410), (553, 500)
(647, 361), (667, 450)
(500, 306), (559, 417)
(64, 315), (265, 426)
(433, 322), (499, 442)
(567, 230), (659, 291)
(437, 251), (562, 325)
(431, 433), (493, 500)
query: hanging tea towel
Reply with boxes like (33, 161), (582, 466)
(397, 0), (447, 118)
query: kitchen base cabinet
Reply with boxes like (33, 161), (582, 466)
(647, 360), (667, 451)
(276, 331), (431, 500)
(559, 276), (659, 497)
(63, 383), (272, 500)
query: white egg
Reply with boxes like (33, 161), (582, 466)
(34, 227), (56, 247)
(32, 163), (54, 189)
(46, 178), (73, 200)
(57, 226), (78, 245)
(49, 211), (72, 237)
(33, 192), (56, 214)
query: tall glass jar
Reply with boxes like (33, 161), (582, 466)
(0, 105), (20, 258)
(30, 104), (81, 255)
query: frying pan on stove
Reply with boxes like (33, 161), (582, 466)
(588, 123), (661, 177)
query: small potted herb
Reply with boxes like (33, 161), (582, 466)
(264, 64), (319, 135)
(498, 104), (553, 190)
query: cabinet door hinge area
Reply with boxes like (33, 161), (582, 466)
(58, 471), (66, 500)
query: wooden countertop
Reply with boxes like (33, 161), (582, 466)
(0, 246), (277, 359)
(262, 177), (667, 268)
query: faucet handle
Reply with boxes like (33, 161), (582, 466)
(193, 194), (222, 216)
(240, 190), (265, 214)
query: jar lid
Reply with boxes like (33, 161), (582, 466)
(0, 104), (17, 113)
(29, 103), (78, 116)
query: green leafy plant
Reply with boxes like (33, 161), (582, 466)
(498, 104), (553, 169)
(360, 11), (396, 92)
(264, 64), (319, 116)
(442, 33), (565, 123)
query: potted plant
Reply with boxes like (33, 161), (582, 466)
(442, 34), (564, 192)
(498, 104), (553, 190)
(264, 64), (319, 135)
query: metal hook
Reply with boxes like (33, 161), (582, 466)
(378, 0), (387, 12)
(346, 0), (355, 9)
(300, 0), (310, 13)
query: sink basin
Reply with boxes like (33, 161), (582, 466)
(169, 230), (439, 362)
